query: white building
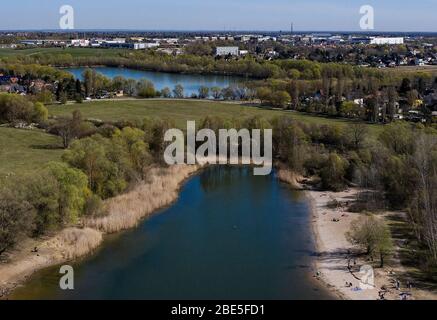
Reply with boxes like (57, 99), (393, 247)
(144, 42), (160, 49)
(370, 37), (404, 45)
(216, 46), (239, 56)
(70, 39), (90, 47)
(104, 38), (126, 44)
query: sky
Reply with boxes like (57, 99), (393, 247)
(1, 0), (437, 32)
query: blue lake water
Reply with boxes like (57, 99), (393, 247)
(10, 166), (332, 300)
(66, 67), (242, 97)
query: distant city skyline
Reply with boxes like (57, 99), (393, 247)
(1, 0), (437, 32)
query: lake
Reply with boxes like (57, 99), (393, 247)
(10, 166), (332, 300)
(66, 67), (243, 97)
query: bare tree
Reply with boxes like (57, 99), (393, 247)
(411, 134), (437, 262)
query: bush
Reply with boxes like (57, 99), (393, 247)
(75, 93), (83, 103)
(32, 102), (49, 123)
(270, 90), (291, 108)
(0, 93), (34, 123)
(136, 79), (157, 98)
(320, 152), (349, 191)
(34, 89), (54, 105)
(59, 91), (68, 104)
(27, 162), (91, 234)
(84, 194), (104, 217)
(0, 190), (35, 256)
(346, 215), (393, 267)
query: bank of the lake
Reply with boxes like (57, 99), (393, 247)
(0, 165), (199, 298)
(65, 67), (244, 97)
(7, 166), (332, 300)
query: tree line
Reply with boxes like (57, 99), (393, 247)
(2, 108), (436, 270)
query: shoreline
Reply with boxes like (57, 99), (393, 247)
(305, 184), (436, 300)
(3, 165), (435, 300)
(277, 167), (437, 300)
(0, 164), (201, 299)
(306, 188), (379, 300)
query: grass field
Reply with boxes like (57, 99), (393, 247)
(48, 99), (380, 130)
(0, 127), (63, 176)
(1, 99), (380, 176)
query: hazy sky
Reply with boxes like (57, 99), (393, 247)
(1, 0), (437, 32)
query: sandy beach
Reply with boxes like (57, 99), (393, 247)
(307, 188), (437, 300)
(0, 164), (200, 299)
(308, 188), (380, 300)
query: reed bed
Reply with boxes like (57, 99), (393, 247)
(49, 227), (103, 260)
(85, 165), (200, 233)
(277, 168), (304, 190)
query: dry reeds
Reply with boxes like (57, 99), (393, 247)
(85, 165), (200, 233)
(51, 227), (103, 260)
(277, 168), (303, 190)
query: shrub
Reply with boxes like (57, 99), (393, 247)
(32, 102), (49, 123)
(346, 215), (394, 267)
(0, 190), (35, 256)
(0, 93), (34, 123)
(320, 152), (349, 191)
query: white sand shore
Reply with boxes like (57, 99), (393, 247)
(308, 188), (437, 300)
(0, 228), (102, 298)
(0, 164), (200, 298)
(308, 189), (380, 300)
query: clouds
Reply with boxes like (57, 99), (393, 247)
(0, 0), (436, 32)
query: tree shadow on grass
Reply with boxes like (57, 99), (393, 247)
(386, 212), (437, 293)
(30, 144), (64, 150)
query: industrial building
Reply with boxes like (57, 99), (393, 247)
(370, 37), (404, 45)
(216, 46), (240, 56)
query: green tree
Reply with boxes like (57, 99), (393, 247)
(256, 87), (272, 105)
(320, 152), (349, 191)
(136, 79), (157, 98)
(32, 102), (49, 123)
(339, 101), (361, 118)
(46, 162), (90, 224)
(0, 190), (35, 256)
(0, 93), (34, 123)
(173, 84), (184, 98)
(346, 215), (394, 267)
(198, 86), (210, 99)
(160, 87), (172, 98)
(35, 89), (54, 105)
(113, 127), (151, 179)
(59, 91), (68, 104)
(25, 163), (90, 233)
(63, 135), (127, 198)
(379, 122), (414, 155)
(51, 110), (86, 148)
(270, 91), (291, 109)
(211, 87), (222, 100)
(26, 173), (61, 234)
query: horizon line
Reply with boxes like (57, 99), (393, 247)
(1, 28), (437, 34)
